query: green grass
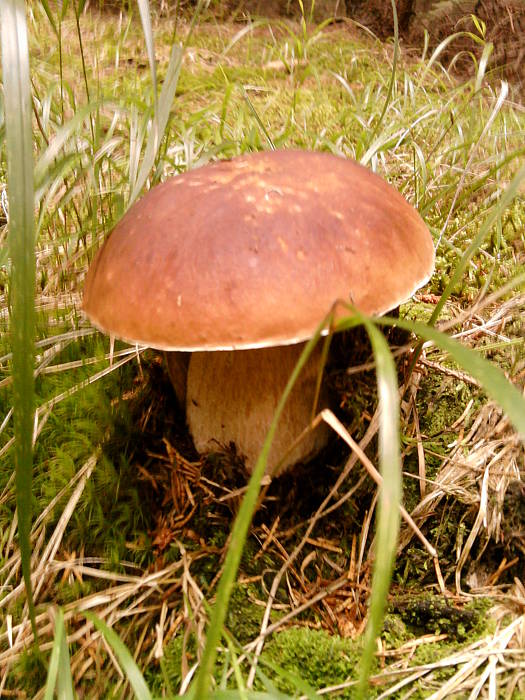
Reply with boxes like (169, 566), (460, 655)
(1, 1), (525, 697)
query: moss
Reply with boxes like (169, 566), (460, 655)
(146, 633), (197, 695)
(226, 584), (265, 645)
(261, 627), (362, 697)
(6, 649), (47, 697)
(382, 613), (410, 648)
(149, 602), (493, 697)
(378, 598), (494, 698)
(400, 300), (440, 324)
(391, 594), (491, 640)
(2, 338), (144, 538)
(52, 578), (94, 606)
(428, 200), (525, 301)
(401, 370), (480, 504)
(421, 375), (475, 440)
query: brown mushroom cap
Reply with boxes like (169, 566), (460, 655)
(83, 150), (434, 349)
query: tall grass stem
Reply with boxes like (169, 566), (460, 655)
(1, 0), (38, 643)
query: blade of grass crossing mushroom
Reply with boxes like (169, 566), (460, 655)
(44, 608), (74, 700)
(1, 0), (38, 644)
(356, 319), (402, 697)
(85, 611), (153, 700)
(190, 323), (329, 699)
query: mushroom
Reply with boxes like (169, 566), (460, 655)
(83, 150), (434, 475)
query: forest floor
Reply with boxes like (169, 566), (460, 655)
(0, 3), (524, 697)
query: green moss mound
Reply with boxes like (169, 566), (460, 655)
(261, 627), (362, 696)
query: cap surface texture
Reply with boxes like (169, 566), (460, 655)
(83, 149), (435, 350)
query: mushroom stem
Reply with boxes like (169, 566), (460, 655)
(181, 343), (331, 475)
(165, 351), (189, 407)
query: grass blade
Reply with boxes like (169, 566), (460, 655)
(38, 0), (58, 36)
(85, 611), (153, 700)
(137, 0), (158, 117)
(334, 304), (525, 693)
(357, 319), (401, 695)
(241, 87), (276, 150)
(129, 42), (182, 206)
(416, 30), (485, 89)
(57, 614), (75, 699)
(364, 0), (399, 156)
(34, 102), (96, 194)
(44, 608), (74, 700)
(43, 614), (62, 700)
(1, 0), (37, 642)
(208, 693), (288, 699)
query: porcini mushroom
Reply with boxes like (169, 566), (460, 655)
(83, 150), (435, 475)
